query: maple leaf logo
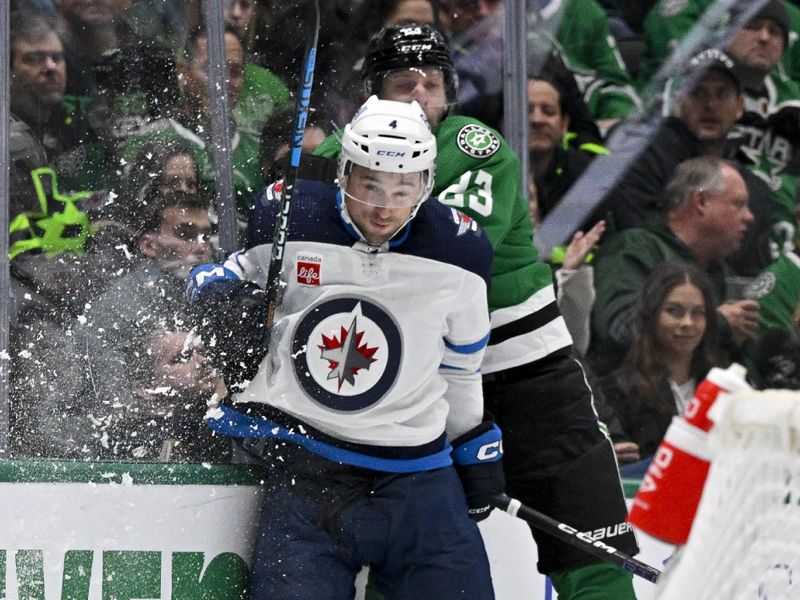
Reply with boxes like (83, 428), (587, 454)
(318, 315), (378, 390)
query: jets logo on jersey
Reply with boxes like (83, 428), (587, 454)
(291, 296), (402, 411)
(319, 316), (379, 390)
(449, 208), (479, 236)
(457, 124), (500, 158)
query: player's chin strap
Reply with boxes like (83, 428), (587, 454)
(491, 494), (661, 584)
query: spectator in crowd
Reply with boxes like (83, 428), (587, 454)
(127, 137), (201, 199)
(53, 0), (118, 95)
(8, 11), (101, 332)
(437, 0), (503, 127)
(604, 48), (773, 277)
(8, 11), (60, 254)
(223, 0), (259, 47)
(122, 0), (192, 52)
(75, 189), (214, 457)
(80, 138), (203, 292)
(11, 10), (67, 148)
(117, 323), (229, 461)
(645, 2), (800, 260)
(245, 1), (358, 125)
(122, 27), (263, 217)
(598, 262), (721, 476)
(54, 0), (176, 108)
(527, 0), (642, 129)
(529, 174), (607, 357)
(323, 0), (440, 127)
(527, 73), (601, 226)
(220, 0), (291, 139)
(639, 0), (800, 88)
(82, 188), (213, 356)
(750, 328), (800, 389)
(727, 1), (800, 260)
(597, 0), (657, 41)
(315, 23), (639, 599)
(744, 199), (800, 344)
(10, 9), (109, 195)
(589, 156), (759, 376)
(437, 0), (641, 131)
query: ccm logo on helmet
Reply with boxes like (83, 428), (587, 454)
(477, 440), (503, 461)
(376, 150), (406, 157)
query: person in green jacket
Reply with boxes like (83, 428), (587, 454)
(589, 156), (759, 375)
(316, 23), (639, 600)
(122, 26), (264, 219)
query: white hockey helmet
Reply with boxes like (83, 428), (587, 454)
(338, 95), (437, 205)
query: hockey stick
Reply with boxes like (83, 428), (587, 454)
(263, 0), (321, 332)
(491, 494), (661, 584)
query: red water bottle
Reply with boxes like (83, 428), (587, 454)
(627, 364), (749, 545)
(684, 364), (748, 433)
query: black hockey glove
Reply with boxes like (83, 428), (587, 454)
(451, 416), (505, 522)
(186, 263), (269, 388)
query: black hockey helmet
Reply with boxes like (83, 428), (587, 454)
(362, 23), (458, 101)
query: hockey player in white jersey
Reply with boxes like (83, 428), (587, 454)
(186, 97), (503, 599)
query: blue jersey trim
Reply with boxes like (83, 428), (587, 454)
(439, 364), (469, 371)
(207, 405), (454, 473)
(444, 332), (490, 354)
(388, 222), (412, 247)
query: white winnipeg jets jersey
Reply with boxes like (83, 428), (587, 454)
(215, 180), (493, 463)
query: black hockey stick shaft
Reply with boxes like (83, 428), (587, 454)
(491, 494), (661, 584)
(264, 0), (321, 332)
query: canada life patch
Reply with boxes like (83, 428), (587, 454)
(296, 252), (322, 286)
(456, 124), (500, 158)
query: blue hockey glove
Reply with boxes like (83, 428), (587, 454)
(186, 263), (241, 303)
(451, 417), (505, 522)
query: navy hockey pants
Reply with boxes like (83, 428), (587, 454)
(248, 446), (494, 600)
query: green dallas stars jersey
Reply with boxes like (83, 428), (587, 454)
(734, 81), (800, 258)
(121, 118), (264, 217)
(660, 72), (800, 260)
(746, 248), (800, 339)
(545, 0), (642, 120)
(639, 0), (800, 88)
(315, 115), (570, 373)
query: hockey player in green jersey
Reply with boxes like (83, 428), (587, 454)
(315, 24), (638, 600)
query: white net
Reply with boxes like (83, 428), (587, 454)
(655, 390), (800, 600)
